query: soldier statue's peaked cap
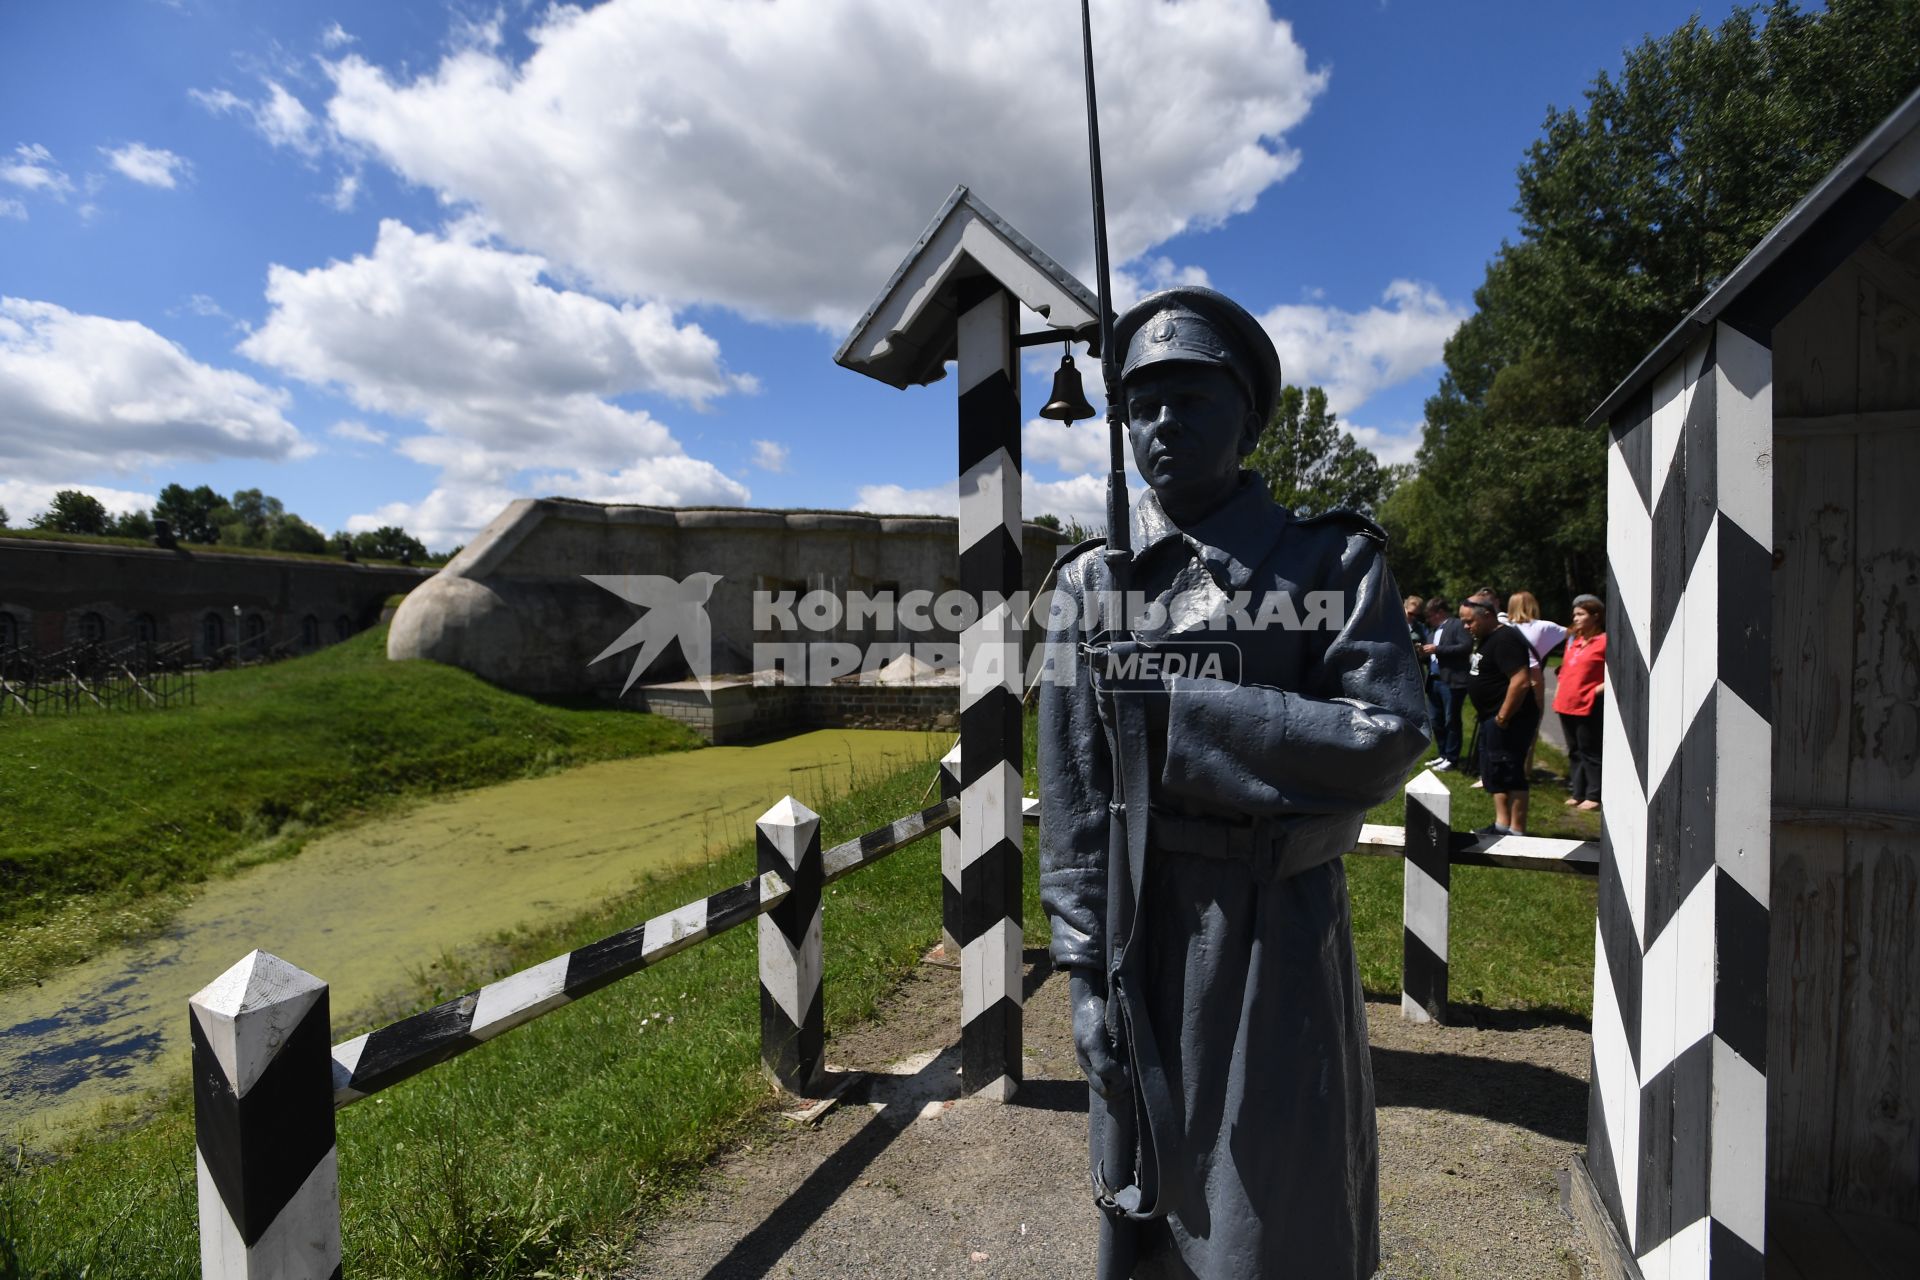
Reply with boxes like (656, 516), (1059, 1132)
(1113, 285), (1283, 426)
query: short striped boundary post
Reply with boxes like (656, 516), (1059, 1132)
(191, 950), (341, 1280)
(954, 276), (1023, 1100)
(939, 741), (963, 962)
(757, 796), (824, 1094)
(1401, 770), (1452, 1024)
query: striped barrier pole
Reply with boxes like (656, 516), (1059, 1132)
(939, 741), (963, 962)
(1401, 770), (1452, 1024)
(190, 950), (341, 1280)
(757, 796), (825, 1094)
(954, 277), (1023, 1100)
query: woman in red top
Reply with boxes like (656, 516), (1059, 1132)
(1553, 594), (1607, 810)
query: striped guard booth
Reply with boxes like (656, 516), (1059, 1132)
(1585, 87), (1920, 1278)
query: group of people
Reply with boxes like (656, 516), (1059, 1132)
(1404, 587), (1607, 836)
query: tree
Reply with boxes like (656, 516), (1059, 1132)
(1244, 384), (1388, 519)
(352, 525), (428, 563)
(216, 488), (288, 548)
(110, 509), (155, 540)
(269, 516), (329, 555)
(30, 489), (112, 536)
(152, 483), (230, 544)
(1386, 0), (1920, 617)
(0, 504), (9, 528)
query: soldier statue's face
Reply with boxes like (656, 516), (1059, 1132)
(1123, 363), (1261, 524)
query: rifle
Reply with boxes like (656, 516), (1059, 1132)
(1075, 3), (1181, 1271)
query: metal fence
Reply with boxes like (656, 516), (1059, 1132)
(184, 767), (1596, 1278)
(0, 639), (197, 716)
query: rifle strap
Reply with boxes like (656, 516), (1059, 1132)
(1097, 676), (1182, 1223)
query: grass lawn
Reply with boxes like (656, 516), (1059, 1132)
(0, 627), (700, 988)
(1, 693), (1600, 1279)
(1347, 698), (1600, 1015)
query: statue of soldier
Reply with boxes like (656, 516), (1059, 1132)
(1038, 286), (1429, 1279)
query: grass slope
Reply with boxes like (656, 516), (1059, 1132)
(0, 628), (699, 987)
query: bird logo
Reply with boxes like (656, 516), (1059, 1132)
(584, 572), (723, 696)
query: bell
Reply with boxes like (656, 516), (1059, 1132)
(1039, 352), (1097, 426)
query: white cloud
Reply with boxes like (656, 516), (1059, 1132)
(1024, 415), (1112, 477)
(323, 0), (1326, 327)
(526, 459), (751, 507)
(102, 142), (191, 189)
(1344, 421), (1423, 469)
(0, 197), (24, 220)
(191, 80), (325, 158)
(344, 485), (518, 550)
(241, 219), (753, 544)
(1, 143), (72, 197)
(0, 297), (307, 485)
(852, 472), (1133, 536)
(852, 482), (954, 517)
(1113, 257), (1214, 314)
(242, 219), (741, 431)
(320, 21), (355, 50)
(0, 480), (155, 527)
(327, 419), (387, 445)
(176, 293), (230, 319)
(750, 439), (788, 473)
(327, 171), (359, 211)
(1258, 279), (1467, 417)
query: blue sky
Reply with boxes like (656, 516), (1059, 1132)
(1, 0), (1739, 550)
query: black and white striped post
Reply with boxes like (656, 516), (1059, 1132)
(757, 795), (825, 1094)
(939, 741), (963, 962)
(955, 277), (1024, 1100)
(190, 950), (341, 1280)
(1401, 770), (1452, 1024)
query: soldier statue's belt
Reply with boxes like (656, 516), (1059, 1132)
(1150, 807), (1267, 860)
(1149, 806), (1364, 882)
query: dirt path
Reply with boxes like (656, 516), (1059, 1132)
(622, 955), (1596, 1280)
(0, 729), (940, 1142)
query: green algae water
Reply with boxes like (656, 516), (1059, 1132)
(0, 728), (941, 1143)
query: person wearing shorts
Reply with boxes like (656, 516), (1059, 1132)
(1464, 597), (1539, 834)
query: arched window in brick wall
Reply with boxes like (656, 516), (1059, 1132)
(242, 613), (267, 656)
(0, 612), (16, 650)
(335, 615), (352, 642)
(302, 615), (320, 649)
(202, 612), (225, 656)
(78, 612), (106, 646)
(134, 613), (158, 646)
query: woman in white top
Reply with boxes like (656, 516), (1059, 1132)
(1506, 591), (1567, 777)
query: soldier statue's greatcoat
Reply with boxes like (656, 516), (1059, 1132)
(1038, 286), (1429, 1279)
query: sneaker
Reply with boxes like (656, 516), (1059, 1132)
(1431, 758), (1454, 772)
(1469, 778), (1484, 789)
(1473, 824), (1510, 838)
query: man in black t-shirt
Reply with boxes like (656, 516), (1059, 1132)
(1464, 598), (1538, 835)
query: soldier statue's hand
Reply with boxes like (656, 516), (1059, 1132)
(1069, 970), (1129, 1098)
